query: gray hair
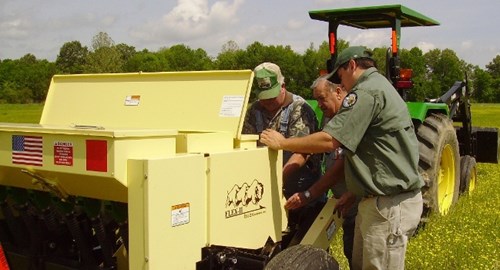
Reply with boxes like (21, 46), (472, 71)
(310, 75), (340, 92)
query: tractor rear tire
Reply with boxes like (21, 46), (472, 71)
(265, 244), (339, 270)
(416, 113), (460, 218)
(460, 155), (477, 195)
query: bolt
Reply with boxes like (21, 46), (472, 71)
(217, 253), (226, 263)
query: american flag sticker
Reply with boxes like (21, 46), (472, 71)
(12, 135), (43, 166)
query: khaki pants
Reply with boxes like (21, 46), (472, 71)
(352, 190), (422, 270)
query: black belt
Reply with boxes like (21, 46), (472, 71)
(364, 188), (419, 199)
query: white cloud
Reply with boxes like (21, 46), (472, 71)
(416, 41), (436, 53)
(0, 18), (31, 39)
(344, 31), (389, 48)
(1, 0), (499, 67)
(211, 0), (243, 23)
(461, 40), (473, 50)
(130, 0), (244, 44)
(163, 0), (209, 26)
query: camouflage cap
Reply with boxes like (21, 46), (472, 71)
(254, 62), (285, 100)
(327, 46), (373, 83)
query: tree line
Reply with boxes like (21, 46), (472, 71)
(0, 32), (499, 104)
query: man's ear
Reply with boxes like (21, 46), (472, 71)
(348, 59), (356, 71)
(335, 86), (343, 98)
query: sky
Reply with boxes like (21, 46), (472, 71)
(1, 0), (499, 69)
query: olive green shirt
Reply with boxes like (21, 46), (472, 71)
(323, 67), (424, 197)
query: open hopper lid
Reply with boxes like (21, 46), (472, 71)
(40, 70), (254, 139)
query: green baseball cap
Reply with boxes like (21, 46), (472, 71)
(254, 62), (285, 100)
(327, 46), (373, 83)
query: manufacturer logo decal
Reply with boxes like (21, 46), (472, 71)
(225, 179), (265, 219)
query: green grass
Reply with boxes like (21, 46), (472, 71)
(0, 103), (43, 123)
(1, 103), (499, 269)
(470, 103), (500, 128)
(404, 104), (500, 270)
(406, 162), (500, 270)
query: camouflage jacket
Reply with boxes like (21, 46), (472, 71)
(243, 91), (321, 198)
(242, 91), (318, 139)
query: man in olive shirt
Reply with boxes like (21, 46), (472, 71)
(260, 46), (424, 270)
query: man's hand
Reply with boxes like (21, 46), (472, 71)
(260, 129), (285, 150)
(333, 191), (356, 218)
(284, 192), (308, 210)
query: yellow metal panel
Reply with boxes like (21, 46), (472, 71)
(0, 69), (285, 270)
(234, 134), (259, 149)
(176, 132), (233, 153)
(128, 155), (207, 270)
(0, 123), (178, 137)
(0, 127), (177, 202)
(207, 147), (284, 248)
(127, 159), (146, 269)
(40, 71), (253, 139)
(300, 198), (343, 248)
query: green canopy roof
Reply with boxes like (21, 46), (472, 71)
(309, 4), (439, 29)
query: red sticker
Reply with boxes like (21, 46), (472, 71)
(54, 141), (73, 166)
(86, 140), (107, 172)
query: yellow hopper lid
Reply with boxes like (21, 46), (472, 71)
(40, 70), (254, 139)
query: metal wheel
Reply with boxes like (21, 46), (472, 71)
(460, 155), (477, 195)
(417, 113), (460, 217)
(438, 143), (457, 212)
(265, 244), (339, 270)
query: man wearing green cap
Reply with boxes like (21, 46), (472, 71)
(259, 47), (424, 269)
(242, 62), (324, 248)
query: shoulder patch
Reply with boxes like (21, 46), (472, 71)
(342, 92), (358, 108)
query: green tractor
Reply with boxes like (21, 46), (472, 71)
(308, 4), (499, 219)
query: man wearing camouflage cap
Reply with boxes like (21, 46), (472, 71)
(243, 62), (324, 247)
(260, 47), (424, 269)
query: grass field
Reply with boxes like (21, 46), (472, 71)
(0, 103), (43, 123)
(1, 103), (499, 269)
(403, 103), (500, 270)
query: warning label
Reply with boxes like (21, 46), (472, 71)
(54, 141), (73, 166)
(171, 202), (190, 227)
